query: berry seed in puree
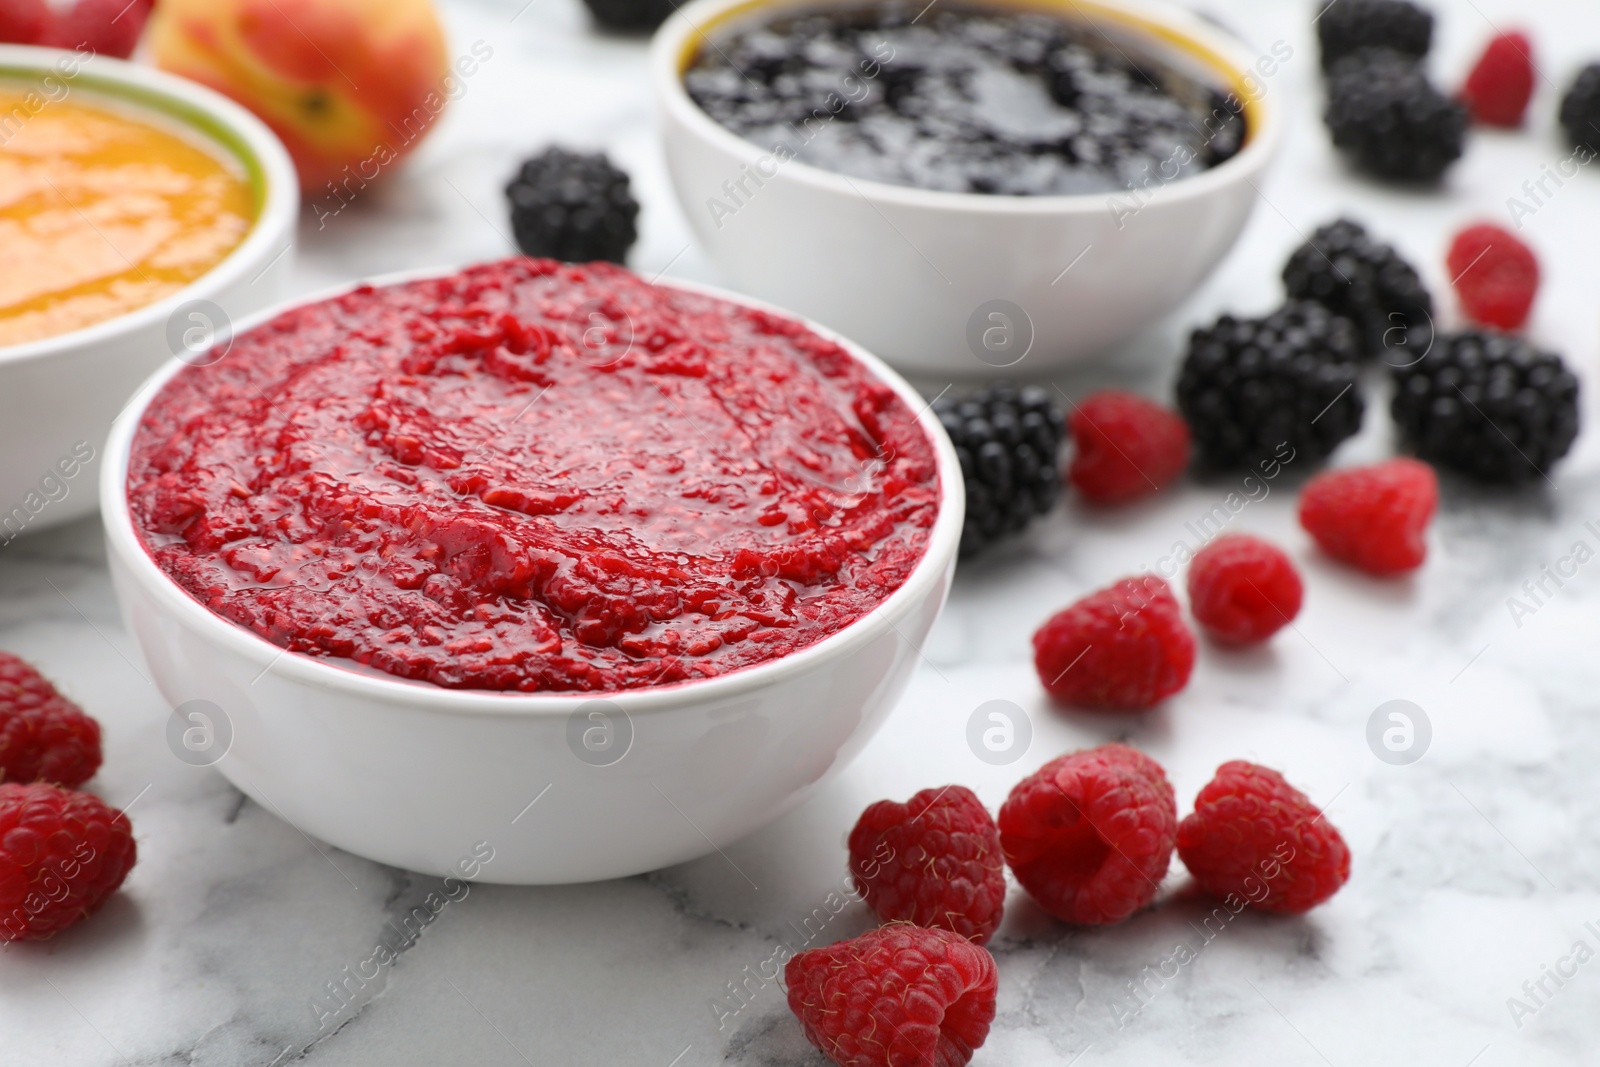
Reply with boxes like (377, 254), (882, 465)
(126, 259), (940, 692)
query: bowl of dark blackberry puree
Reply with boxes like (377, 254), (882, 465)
(652, 0), (1284, 374)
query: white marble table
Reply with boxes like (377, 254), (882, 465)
(5, 0), (1600, 1063)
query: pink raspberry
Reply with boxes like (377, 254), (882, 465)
(1032, 575), (1195, 711)
(1177, 761), (1351, 914)
(1186, 533), (1304, 644)
(848, 785), (1006, 944)
(0, 0), (51, 45)
(998, 744), (1177, 925)
(785, 924), (998, 1067)
(1298, 458), (1437, 575)
(0, 782), (137, 941)
(1448, 223), (1539, 330)
(0, 652), (102, 788)
(1067, 389), (1190, 505)
(44, 0), (153, 58)
(1460, 31), (1535, 127)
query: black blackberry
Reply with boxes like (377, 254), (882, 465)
(933, 384), (1065, 558)
(1324, 49), (1467, 182)
(1176, 302), (1366, 470)
(1558, 63), (1600, 154)
(1316, 0), (1433, 72)
(1282, 218), (1433, 359)
(579, 0), (675, 32)
(1391, 331), (1580, 483)
(505, 148), (639, 264)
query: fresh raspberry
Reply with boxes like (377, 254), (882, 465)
(1447, 223), (1539, 330)
(0, 782), (137, 941)
(1460, 31), (1535, 127)
(0, 652), (101, 788)
(997, 744), (1177, 925)
(1032, 575), (1195, 711)
(847, 785), (1006, 945)
(1298, 458), (1437, 575)
(1186, 534), (1304, 645)
(1067, 390), (1191, 505)
(44, 0), (152, 58)
(0, 0), (51, 44)
(1177, 761), (1351, 914)
(785, 924), (998, 1067)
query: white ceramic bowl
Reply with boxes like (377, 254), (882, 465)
(652, 0), (1283, 376)
(0, 45), (297, 539)
(102, 269), (963, 884)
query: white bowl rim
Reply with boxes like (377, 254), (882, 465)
(650, 0), (1284, 215)
(101, 263), (966, 717)
(0, 44), (299, 369)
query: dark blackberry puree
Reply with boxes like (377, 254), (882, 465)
(683, 1), (1246, 196)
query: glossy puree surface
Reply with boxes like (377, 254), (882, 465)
(127, 259), (940, 692)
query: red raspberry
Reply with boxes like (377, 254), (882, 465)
(848, 785), (1005, 945)
(0, 0), (51, 44)
(1067, 390), (1191, 505)
(1032, 575), (1195, 711)
(1460, 31), (1535, 127)
(1298, 458), (1437, 575)
(1447, 223), (1539, 330)
(997, 744), (1177, 925)
(45, 0), (152, 58)
(0, 652), (101, 788)
(1177, 761), (1350, 914)
(0, 782), (137, 941)
(785, 924), (998, 1067)
(1186, 533), (1304, 645)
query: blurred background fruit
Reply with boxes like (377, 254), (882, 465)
(0, 0), (154, 56)
(579, 0), (674, 32)
(0, 0), (53, 47)
(146, 0), (450, 192)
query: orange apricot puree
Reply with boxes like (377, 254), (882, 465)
(0, 90), (254, 347)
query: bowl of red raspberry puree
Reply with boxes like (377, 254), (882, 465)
(101, 257), (963, 883)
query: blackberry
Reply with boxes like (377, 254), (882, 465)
(1391, 331), (1580, 483)
(934, 384), (1065, 558)
(1176, 302), (1365, 470)
(1282, 218), (1433, 359)
(1324, 49), (1467, 183)
(1558, 63), (1600, 154)
(1316, 0), (1433, 71)
(579, 0), (675, 32)
(505, 148), (639, 264)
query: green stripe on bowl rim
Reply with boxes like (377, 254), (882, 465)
(0, 65), (269, 218)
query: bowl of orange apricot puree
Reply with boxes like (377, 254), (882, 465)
(0, 44), (297, 540)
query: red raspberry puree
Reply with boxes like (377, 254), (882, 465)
(127, 259), (940, 692)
